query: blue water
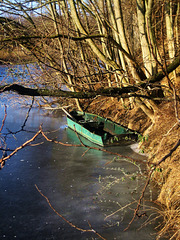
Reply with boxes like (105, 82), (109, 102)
(0, 64), (31, 84)
(0, 65), (162, 240)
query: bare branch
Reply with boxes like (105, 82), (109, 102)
(0, 128), (42, 169)
(0, 55), (179, 99)
(0, 105), (7, 132)
(124, 138), (180, 231)
(40, 128), (145, 164)
(155, 139), (180, 167)
(35, 184), (107, 240)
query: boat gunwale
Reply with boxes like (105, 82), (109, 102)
(66, 116), (105, 146)
(66, 111), (139, 146)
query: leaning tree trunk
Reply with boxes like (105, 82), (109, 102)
(69, 0), (122, 71)
(113, 0), (142, 82)
(49, 0), (82, 110)
(136, 0), (153, 77)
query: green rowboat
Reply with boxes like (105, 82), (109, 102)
(66, 110), (138, 147)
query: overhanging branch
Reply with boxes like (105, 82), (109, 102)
(0, 55), (179, 99)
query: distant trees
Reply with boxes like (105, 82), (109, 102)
(0, 0), (179, 121)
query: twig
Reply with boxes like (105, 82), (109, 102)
(82, 148), (90, 157)
(35, 184), (106, 240)
(42, 104), (73, 110)
(0, 128), (42, 169)
(172, 86), (180, 123)
(62, 107), (76, 121)
(5, 98), (35, 135)
(73, 125), (86, 147)
(0, 147), (14, 152)
(124, 169), (154, 231)
(124, 139), (180, 231)
(41, 128), (82, 147)
(169, 230), (180, 240)
(41, 128), (145, 164)
(155, 139), (180, 166)
(154, 122), (178, 156)
(21, 97), (34, 130)
(0, 104), (7, 132)
(104, 201), (136, 220)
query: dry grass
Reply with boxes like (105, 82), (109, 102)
(156, 188), (180, 240)
(86, 94), (180, 239)
(0, 47), (34, 64)
(141, 100), (180, 239)
(1, 49), (179, 238)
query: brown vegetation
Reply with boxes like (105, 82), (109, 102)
(0, 0), (179, 238)
(0, 47), (34, 65)
(84, 83), (180, 239)
(142, 101), (180, 239)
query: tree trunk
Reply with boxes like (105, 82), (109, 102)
(174, 1), (179, 49)
(49, 0), (82, 110)
(69, 0), (122, 71)
(165, 1), (175, 62)
(136, 0), (153, 77)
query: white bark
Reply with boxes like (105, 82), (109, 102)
(165, 1), (175, 62)
(69, 0), (122, 71)
(174, 1), (179, 48)
(136, 0), (152, 77)
(49, 1), (82, 110)
(107, 0), (128, 85)
(145, 0), (159, 73)
(113, 0), (142, 81)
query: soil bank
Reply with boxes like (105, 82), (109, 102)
(81, 97), (180, 240)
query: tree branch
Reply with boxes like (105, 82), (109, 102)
(124, 138), (180, 231)
(1, 33), (106, 42)
(35, 184), (106, 240)
(0, 129), (42, 169)
(0, 55), (179, 99)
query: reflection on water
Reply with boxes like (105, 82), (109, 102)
(0, 64), (31, 84)
(0, 102), (162, 240)
(0, 65), (162, 239)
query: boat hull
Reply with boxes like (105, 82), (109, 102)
(67, 117), (104, 146)
(66, 111), (138, 146)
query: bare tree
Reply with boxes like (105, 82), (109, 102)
(0, 0), (179, 122)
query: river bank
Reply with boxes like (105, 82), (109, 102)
(0, 100), (162, 240)
(141, 103), (180, 240)
(0, 48), (34, 65)
(0, 60), (179, 238)
(83, 96), (180, 239)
